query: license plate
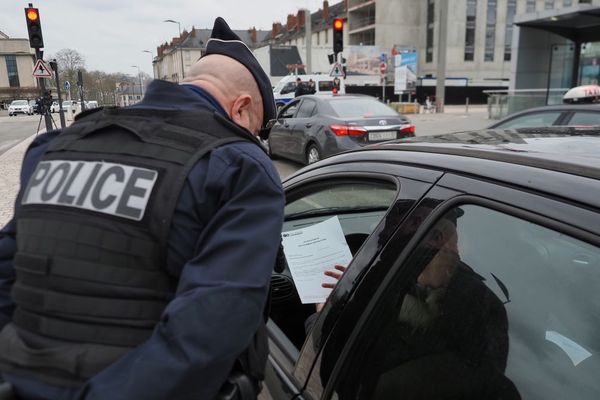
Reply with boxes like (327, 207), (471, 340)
(368, 131), (397, 141)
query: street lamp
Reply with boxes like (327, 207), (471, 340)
(142, 50), (155, 79)
(164, 19), (185, 81)
(131, 65), (144, 100)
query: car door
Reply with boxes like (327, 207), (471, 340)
(300, 172), (600, 400)
(270, 100), (300, 159)
(260, 161), (442, 400)
(289, 99), (318, 163)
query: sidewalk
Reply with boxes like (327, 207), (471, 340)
(0, 133), (36, 226)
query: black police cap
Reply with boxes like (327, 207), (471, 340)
(203, 17), (276, 128)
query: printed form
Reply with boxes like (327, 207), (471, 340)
(281, 216), (352, 304)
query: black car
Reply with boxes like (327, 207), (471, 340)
(488, 103), (600, 129)
(263, 127), (600, 400)
(267, 94), (414, 165)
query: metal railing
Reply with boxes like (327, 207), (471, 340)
(484, 88), (570, 119)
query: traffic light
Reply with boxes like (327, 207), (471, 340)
(25, 6), (44, 49)
(333, 18), (343, 54)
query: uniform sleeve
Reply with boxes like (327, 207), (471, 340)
(0, 132), (58, 329)
(80, 146), (284, 400)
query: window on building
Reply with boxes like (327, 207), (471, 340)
(485, 0), (497, 62)
(464, 0), (477, 61)
(426, 0), (435, 63)
(526, 0), (536, 12)
(545, 0), (555, 9)
(325, 29), (329, 44)
(504, 0), (517, 61)
(5, 55), (20, 88)
(563, 0), (572, 6)
(317, 31), (321, 46)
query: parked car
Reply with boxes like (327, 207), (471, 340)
(263, 127), (600, 400)
(50, 101), (60, 113)
(87, 100), (99, 109)
(273, 74), (346, 110)
(8, 100), (33, 116)
(489, 103), (600, 129)
(267, 94), (415, 165)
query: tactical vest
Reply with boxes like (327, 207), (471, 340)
(0, 107), (268, 392)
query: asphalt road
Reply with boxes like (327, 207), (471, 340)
(0, 112), (45, 156)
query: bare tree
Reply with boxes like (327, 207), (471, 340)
(49, 49), (86, 100)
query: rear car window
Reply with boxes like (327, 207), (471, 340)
(567, 111), (600, 126)
(329, 98), (398, 118)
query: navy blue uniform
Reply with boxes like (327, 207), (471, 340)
(0, 82), (284, 399)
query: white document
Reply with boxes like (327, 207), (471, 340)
(281, 216), (353, 304)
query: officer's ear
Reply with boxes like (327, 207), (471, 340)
(230, 94), (253, 132)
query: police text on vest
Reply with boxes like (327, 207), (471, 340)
(22, 160), (158, 221)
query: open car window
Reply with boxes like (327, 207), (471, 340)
(271, 180), (398, 352)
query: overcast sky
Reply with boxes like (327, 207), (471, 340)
(2, 0), (325, 77)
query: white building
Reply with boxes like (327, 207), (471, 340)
(0, 30), (37, 105)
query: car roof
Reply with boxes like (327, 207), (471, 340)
(490, 104), (600, 126)
(285, 128), (600, 209)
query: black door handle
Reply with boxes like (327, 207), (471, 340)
(305, 123), (312, 128)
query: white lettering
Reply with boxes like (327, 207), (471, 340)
(22, 160), (158, 221)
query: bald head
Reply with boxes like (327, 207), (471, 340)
(183, 54), (264, 134)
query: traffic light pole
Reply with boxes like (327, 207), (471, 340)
(50, 60), (66, 129)
(35, 49), (53, 133)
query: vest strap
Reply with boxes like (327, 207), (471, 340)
(13, 309), (153, 347)
(12, 283), (167, 321)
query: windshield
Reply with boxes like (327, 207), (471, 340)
(11, 100), (28, 106)
(328, 98), (398, 118)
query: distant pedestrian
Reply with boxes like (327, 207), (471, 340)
(295, 77), (308, 97)
(307, 79), (316, 95)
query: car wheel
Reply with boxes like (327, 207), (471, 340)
(306, 144), (321, 165)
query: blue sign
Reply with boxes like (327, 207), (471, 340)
(380, 53), (387, 63)
(64, 80), (71, 91)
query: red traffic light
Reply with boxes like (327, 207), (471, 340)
(26, 8), (39, 21)
(333, 18), (343, 31)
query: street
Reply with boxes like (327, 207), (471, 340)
(0, 111), (43, 156)
(0, 105), (492, 225)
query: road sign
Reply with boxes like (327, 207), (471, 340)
(330, 62), (344, 77)
(32, 59), (52, 78)
(64, 80), (71, 91)
(379, 62), (387, 75)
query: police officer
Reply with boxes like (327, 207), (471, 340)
(0, 17), (284, 400)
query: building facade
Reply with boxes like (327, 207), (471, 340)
(261, 0), (593, 93)
(0, 31), (37, 105)
(153, 27), (269, 82)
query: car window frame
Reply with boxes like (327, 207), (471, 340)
(305, 174), (600, 400)
(279, 100), (301, 120)
(295, 98), (317, 119)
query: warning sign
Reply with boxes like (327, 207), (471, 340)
(329, 62), (344, 78)
(32, 59), (53, 78)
